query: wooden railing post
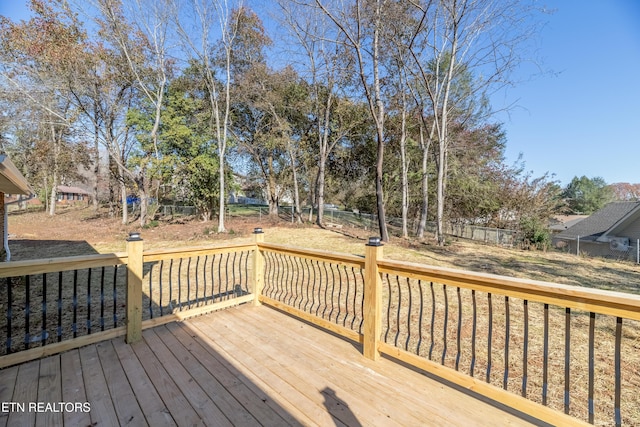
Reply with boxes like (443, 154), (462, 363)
(252, 228), (265, 306)
(364, 236), (383, 361)
(126, 232), (143, 343)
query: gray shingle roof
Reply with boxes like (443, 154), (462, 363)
(554, 202), (640, 241)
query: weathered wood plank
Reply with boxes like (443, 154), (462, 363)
(111, 337), (176, 427)
(79, 343), (120, 427)
(0, 365), (19, 427)
(97, 340), (148, 426)
(35, 355), (63, 426)
(7, 359), (39, 427)
(60, 350), (92, 427)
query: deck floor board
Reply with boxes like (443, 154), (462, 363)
(0, 304), (538, 426)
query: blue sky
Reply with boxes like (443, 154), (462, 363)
(2, 1), (639, 187)
(492, 1), (640, 186)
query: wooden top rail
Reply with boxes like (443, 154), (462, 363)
(0, 252), (128, 278)
(257, 242), (365, 269)
(143, 243), (255, 263)
(378, 258), (640, 321)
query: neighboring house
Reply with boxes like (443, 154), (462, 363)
(0, 155), (33, 261)
(549, 215), (588, 233)
(553, 202), (640, 258)
(56, 185), (90, 204)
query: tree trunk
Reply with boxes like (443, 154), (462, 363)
(417, 124), (431, 239)
(400, 103), (409, 239)
(120, 168), (128, 225)
(288, 145), (302, 223)
(92, 102), (100, 211)
(218, 150), (226, 231)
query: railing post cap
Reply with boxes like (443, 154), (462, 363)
(127, 232), (143, 242)
(367, 236), (382, 247)
(253, 227), (264, 234)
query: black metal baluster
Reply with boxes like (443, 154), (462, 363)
(322, 262), (329, 319)
(406, 277), (412, 351)
(201, 256), (207, 305)
(168, 260), (174, 310)
(195, 256), (200, 306)
(224, 252), (230, 299)
(7, 277), (13, 353)
(148, 265), (154, 319)
(328, 263), (336, 322)
(113, 266), (118, 328)
(237, 252), (244, 294)
(298, 257), (306, 311)
(429, 282), (435, 360)
(58, 271), (63, 341)
(159, 261), (164, 316)
(442, 284), (448, 365)
(385, 274), (392, 343)
(486, 292), (493, 383)
(264, 252), (273, 298)
(25, 275), (30, 348)
(588, 311), (595, 424)
(395, 276), (402, 347)
(342, 266), (349, 327)
(42, 273), (47, 345)
(273, 253), (282, 301)
(87, 268), (92, 334)
(350, 267), (358, 330)
(358, 269), (365, 334)
(218, 253), (224, 301)
(417, 280), (424, 355)
(564, 307), (571, 415)
(72, 270), (78, 338)
(286, 255), (294, 306)
(543, 303), (549, 406)
(470, 290), (477, 377)
(302, 257), (309, 309)
(615, 317), (622, 427)
(336, 265), (343, 325)
(178, 258), (183, 310)
(100, 267), (105, 331)
(231, 252), (237, 298)
(314, 260), (321, 316)
(303, 258), (312, 313)
(309, 260), (320, 316)
(455, 287), (462, 370)
(522, 300), (529, 398)
(187, 257), (192, 308)
(504, 296), (510, 390)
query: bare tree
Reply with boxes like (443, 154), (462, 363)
(94, 0), (172, 227)
(278, 0), (361, 227)
(311, 0), (390, 241)
(172, 0), (247, 231)
(407, 0), (539, 245)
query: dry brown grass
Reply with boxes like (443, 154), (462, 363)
(6, 207), (640, 425)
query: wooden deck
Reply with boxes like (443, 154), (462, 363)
(0, 305), (542, 426)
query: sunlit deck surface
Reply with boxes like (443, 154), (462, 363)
(0, 305), (540, 426)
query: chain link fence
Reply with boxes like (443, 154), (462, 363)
(553, 236), (640, 264)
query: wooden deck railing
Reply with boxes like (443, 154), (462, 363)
(254, 236), (640, 427)
(0, 233), (254, 366)
(2, 230), (639, 426)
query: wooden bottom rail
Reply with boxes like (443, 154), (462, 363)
(259, 295), (364, 345)
(0, 294), (255, 369)
(378, 342), (590, 427)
